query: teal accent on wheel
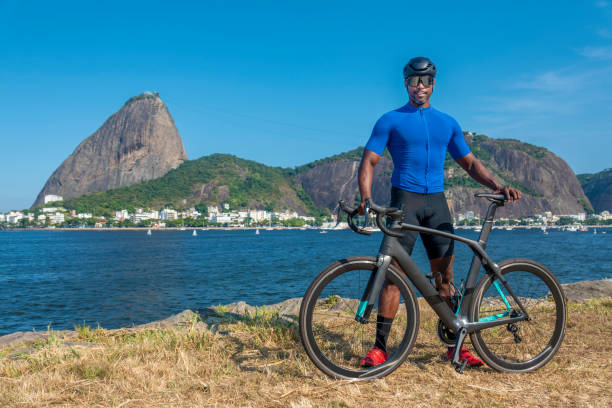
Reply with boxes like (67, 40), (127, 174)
(356, 300), (368, 318)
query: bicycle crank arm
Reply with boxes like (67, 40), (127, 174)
(452, 327), (468, 374)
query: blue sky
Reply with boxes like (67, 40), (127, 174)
(1, 1), (611, 211)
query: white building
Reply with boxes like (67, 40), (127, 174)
(6, 211), (23, 223)
(247, 210), (268, 222)
(570, 213), (586, 221)
(37, 214), (47, 222)
(76, 213), (92, 219)
(211, 214), (232, 223)
(0, 213), (5, 222)
(161, 208), (178, 221)
(49, 212), (65, 224)
(44, 194), (63, 204)
(114, 210), (130, 221)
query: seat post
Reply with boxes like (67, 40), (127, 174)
(478, 201), (503, 247)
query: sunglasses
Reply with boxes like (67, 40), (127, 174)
(406, 75), (434, 87)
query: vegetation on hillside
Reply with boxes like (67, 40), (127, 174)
(49, 133), (572, 217)
(59, 154), (328, 217)
(577, 168), (612, 185)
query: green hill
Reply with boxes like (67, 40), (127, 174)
(577, 168), (612, 212)
(59, 154), (326, 217)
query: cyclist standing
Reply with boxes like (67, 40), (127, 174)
(357, 56), (521, 368)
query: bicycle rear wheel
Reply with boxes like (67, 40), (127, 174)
(299, 257), (419, 379)
(469, 259), (566, 373)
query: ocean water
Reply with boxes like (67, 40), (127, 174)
(0, 228), (610, 335)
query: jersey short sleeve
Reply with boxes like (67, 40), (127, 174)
(447, 118), (471, 160)
(364, 114), (391, 156)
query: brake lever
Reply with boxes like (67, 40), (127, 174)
(334, 206), (342, 228)
(364, 201), (371, 229)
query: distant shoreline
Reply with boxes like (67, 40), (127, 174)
(1, 225), (610, 232)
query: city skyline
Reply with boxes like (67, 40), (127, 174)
(1, 1), (611, 212)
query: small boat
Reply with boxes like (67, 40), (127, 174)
(192, 230), (197, 236)
(602, 231), (607, 234)
(255, 229), (260, 235)
(505, 226), (514, 231)
(320, 230), (328, 234)
(474, 226), (482, 233)
(147, 229), (152, 236)
(593, 229), (597, 235)
(566, 226), (578, 232)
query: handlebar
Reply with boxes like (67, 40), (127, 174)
(338, 199), (404, 237)
(338, 192), (507, 238)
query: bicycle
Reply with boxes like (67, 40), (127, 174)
(299, 194), (566, 379)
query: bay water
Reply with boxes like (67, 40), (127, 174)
(0, 228), (610, 336)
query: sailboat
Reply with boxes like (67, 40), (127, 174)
(593, 228), (597, 235)
(147, 229), (152, 236)
(192, 229), (197, 237)
(255, 228), (260, 235)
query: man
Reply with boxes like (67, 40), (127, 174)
(357, 56), (521, 368)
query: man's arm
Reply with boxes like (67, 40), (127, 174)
(455, 153), (522, 201)
(357, 149), (382, 214)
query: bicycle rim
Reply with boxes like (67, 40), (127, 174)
(300, 257), (419, 379)
(470, 259), (566, 372)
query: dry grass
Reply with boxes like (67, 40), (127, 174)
(1, 298), (610, 408)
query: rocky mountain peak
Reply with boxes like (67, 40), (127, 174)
(32, 93), (188, 208)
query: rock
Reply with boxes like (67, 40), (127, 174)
(578, 169), (612, 212)
(32, 93), (187, 207)
(295, 135), (592, 218)
(0, 331), (46, 348)
(561, 279), (612, 302)
(266, 297), (302, 316)
(134, 309), (206, 330)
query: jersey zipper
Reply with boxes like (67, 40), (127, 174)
(420, 108), (430, 194)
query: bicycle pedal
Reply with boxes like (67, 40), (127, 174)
(454, 359), (468, 374)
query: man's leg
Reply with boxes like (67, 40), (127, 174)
(359, 260), (401, 367)
(429, 255), (454, 307)
(374, 259), (402, 350)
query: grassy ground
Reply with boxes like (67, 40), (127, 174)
(1, 298), (610, 407)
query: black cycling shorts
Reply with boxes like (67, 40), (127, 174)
(389, 186), (454, 260)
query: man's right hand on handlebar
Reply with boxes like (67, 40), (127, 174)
(357, 198), (368, 216)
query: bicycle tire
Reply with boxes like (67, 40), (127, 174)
(299, 256), (420, 380)
(469, 259), (566, 373)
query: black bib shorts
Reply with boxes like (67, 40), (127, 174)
(389, 186), (455, 260)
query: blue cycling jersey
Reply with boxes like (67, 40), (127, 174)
(365, 104), (471, 194)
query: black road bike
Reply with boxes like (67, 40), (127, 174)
(299, 194), (566, 379)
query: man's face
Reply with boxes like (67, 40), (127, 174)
(405, 76), (435, 107)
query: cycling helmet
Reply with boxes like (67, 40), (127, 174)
(403, 56), (437, 78)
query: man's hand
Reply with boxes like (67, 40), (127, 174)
(358, 200), (367, 216)
(495, 186), (522, 202)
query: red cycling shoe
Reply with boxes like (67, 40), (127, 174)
(446, 346), (484, 367)
(359, 347), (388, 367)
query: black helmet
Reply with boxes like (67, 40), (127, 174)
(403, 56), (437, 78)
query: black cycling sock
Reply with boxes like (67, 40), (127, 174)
(374, 316), (394, 352)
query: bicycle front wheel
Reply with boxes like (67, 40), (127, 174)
(299, 256), (420, 380)
(469, 259), (566, 373)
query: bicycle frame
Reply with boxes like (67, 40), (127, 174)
(354, 200), (530, 346)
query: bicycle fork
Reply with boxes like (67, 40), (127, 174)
(355, 255), (392, 323)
